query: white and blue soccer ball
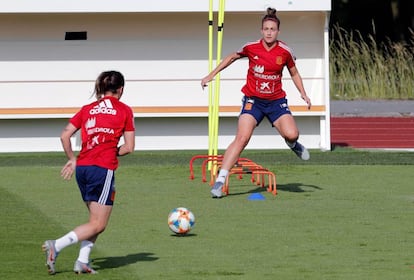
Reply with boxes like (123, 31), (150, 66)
(168, 207), (195, 235)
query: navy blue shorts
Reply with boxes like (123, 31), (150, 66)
(240, 96), (292, 126)
(75, 166), (116, 206)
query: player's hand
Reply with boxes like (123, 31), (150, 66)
(201, 76), (212, 90)
(302, 95), (312, 110)
(61, 159), (76, 180)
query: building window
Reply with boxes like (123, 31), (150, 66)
(65, 31), (87, 40)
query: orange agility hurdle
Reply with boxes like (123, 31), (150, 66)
(207, 157), (258, 185)
(221, 165), (277, 196)
(189, 154), (223, 180)
(189, 154), (277, 196)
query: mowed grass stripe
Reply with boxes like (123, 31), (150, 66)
(0, 152), (413, 279)
(0, 148), (413, 167)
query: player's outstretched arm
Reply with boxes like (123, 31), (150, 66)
(201, 52), (242, 89)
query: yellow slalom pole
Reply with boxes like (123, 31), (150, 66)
(207, 0), (214, 168)
(212, 0), (225, 159)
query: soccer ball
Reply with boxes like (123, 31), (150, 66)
(167, 207), (195, 235)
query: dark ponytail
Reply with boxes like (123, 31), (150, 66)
(94, 71), (125, 100)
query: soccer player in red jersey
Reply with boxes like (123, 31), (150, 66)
(201, 8), (311, 198)
(42, 71), (135, 274)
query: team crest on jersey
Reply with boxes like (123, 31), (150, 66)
(276, 56), (283, 65)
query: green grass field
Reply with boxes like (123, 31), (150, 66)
(1, 149), (413, 279)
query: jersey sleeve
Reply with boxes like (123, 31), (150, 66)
(236, 46), (247, 57)
(236, 41), (254, 57)
(69, 107), (84, 129)
(286, 51), (296, 69)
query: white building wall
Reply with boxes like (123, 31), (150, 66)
(0, 0), (331, 152)
(2, 0), (331, 13)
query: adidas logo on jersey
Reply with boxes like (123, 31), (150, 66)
(89, 99), (117, 115)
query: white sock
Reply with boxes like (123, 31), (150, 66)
(285, 140), (296, 148)
(77, 240), (94, 264)
(216, 169), (229, 183)
(55, 231), (78, 252)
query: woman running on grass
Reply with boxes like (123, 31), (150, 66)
(201, 7), (312, 198)
(42, 70), (135, 274)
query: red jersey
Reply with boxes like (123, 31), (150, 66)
(237, 39), (296, 100)
(70, 96), (135, 170)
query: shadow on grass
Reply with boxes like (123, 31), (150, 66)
(93, 252), (158, 270)
(277, 183), (322, 193)
(227, 183), (322, 196)
(227, 186), (272, 196)
(170, 233), (197, 238)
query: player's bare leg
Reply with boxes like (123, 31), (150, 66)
(211, 114), (257, 198)
(274, 114), (309, 160)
